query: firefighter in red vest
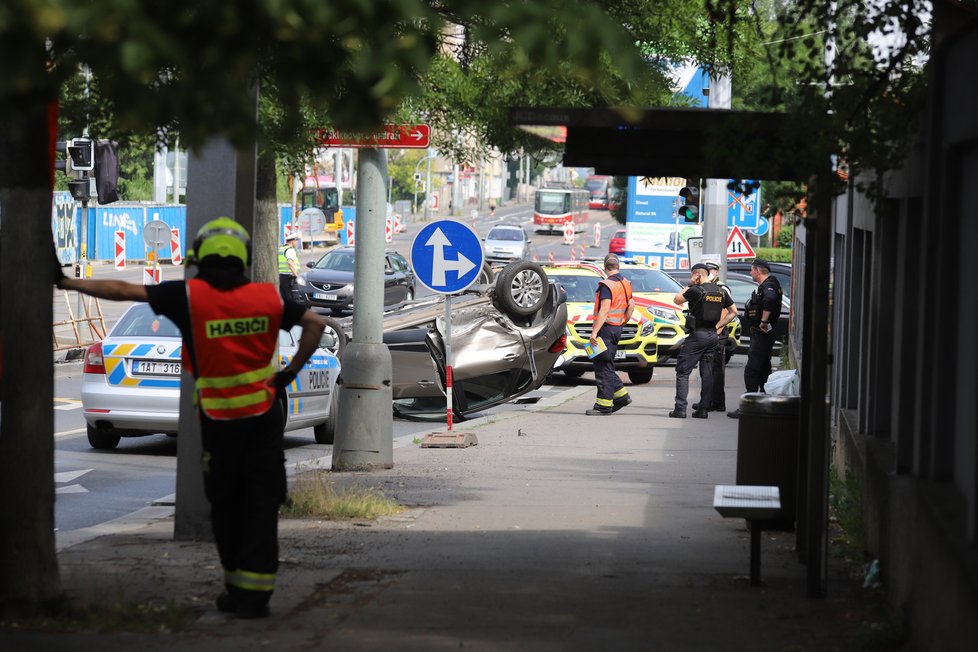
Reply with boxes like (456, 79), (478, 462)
(53, 217), (326, 619)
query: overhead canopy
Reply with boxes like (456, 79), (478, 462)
(509, 107), (818, 180)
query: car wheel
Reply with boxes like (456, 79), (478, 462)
(627, 368), (654, 384)
(477, 262), (495, 285)
(494, 260), (547, 318)
(321, 316), (348, 359)
(315, 389), (339, 445)
(563, 368), (586, 378)
(87, 424), (121, 450)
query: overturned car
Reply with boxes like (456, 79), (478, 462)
(327, 261), (567, 423)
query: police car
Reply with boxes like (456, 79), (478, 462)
(80, 303), (341, 449)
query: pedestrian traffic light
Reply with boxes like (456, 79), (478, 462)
(678, 186), (699, 223)
(66, 138), (95, 172)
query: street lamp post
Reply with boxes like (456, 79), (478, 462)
(413, 149), (434, 219)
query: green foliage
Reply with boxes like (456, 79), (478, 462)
(753, 247), (792, 262)
(829, 465), (868, 566)
(387, 150), (430, 204)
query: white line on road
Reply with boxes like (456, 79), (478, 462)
(56, 427), (87, 438)
(55, 398), (83, 411)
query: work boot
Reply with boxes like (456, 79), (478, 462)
(216, 592), (236, 614)
(692, 409), (709, 419)
(668, 409), (686, 418)
(235, 603), (270, 619)
(585, 407), (613, 416)
(692, 402), (701, 411)
(710, 404), (726, 412)
(611, 395), (632, 412)
(727, 408), (741, 419)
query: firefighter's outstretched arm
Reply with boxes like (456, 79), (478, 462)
(52, 247), (148, 302)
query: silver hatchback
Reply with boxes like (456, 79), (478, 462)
(483, 225), (531, 264)
(81, 303), (342, 449)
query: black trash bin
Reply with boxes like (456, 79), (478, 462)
(735, 392), (800, 530)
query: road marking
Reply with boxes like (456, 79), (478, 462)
(56, 427), (87, 438)
(55, 469), (92, 495)
(55, 398), (83, 411)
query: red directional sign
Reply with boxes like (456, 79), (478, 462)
(315, 124), (431, 149)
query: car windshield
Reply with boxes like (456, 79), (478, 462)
(612, 230), (625, 239)
(549, 274), (601, 303)
(487, 229), (524, 242)
(314, 250), (355, 271)
(621, 268), (683, 293)
(111, 305), (181, 338)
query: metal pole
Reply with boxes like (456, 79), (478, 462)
(445, 294), (453, 432)
(332, 148), (394, 471)
(425, 150), (432, 221)
(334, 150), (343, 206)
(704, 74), (732, 277)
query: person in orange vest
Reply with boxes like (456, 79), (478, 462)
(53, 217), (326, 619)
(585, 253), (635, 415)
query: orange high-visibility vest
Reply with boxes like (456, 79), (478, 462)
(593, 277), (633, 326)
(186, 279), (283, 420)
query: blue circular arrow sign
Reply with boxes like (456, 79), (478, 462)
(410, 220), (484, 295)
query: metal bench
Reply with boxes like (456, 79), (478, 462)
(713, 485), (781, 586)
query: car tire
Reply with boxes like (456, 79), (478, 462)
(87, 424), (121, 450)
(494, 260), (548, 318)
(627, 368), (654, 384)
(563, 368), (586, 378)
(477, 262), (495, 285)
(315, 389), (339, 445)
(321, 316), (348, 360)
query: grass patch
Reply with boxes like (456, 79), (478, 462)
(829, 465), (867, 567)
(1, 600), (199, 634)
(281, 472), (404, 520)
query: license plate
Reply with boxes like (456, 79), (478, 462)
(132, 359), (182, 376)
(614, 350), (626, 360)
(313, 293), (338, 301)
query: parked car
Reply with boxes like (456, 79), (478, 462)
(81, 303), (342, 449)
(483, 224), (532, 264)
(297, 246), (415, 315)
(542, 262), (658, 384)
(668, 270), (789, 354)
(727, 260), (793, 300)
(333, 260), (568, 421)
(608, 228), (626, 254)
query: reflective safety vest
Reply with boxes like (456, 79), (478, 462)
(186, 279), (283, 420)
(278, 245), (297, 275)
(593, 276), (633, 326)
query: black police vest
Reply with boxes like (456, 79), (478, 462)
(691, 282), (725, 326)
(745, 277), (782, 326)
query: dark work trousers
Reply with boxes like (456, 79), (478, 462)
(200, 399), (287, 609)
(699, 331), (729, 409)
(279, 274), (302, 304)
(592, 323), (625, 409)
(674, 329), (718, 412)
(744, 328), (777, 392)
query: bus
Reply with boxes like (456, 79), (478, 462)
(585, 175), (612, 210)
(533, 188), (590, 233)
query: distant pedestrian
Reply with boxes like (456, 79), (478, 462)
(670, 263), (736, 418)
(585, 253), (635, 416)
(54, 217), (326, 618)
(729, 258), (783, 418)
(692, 261), (737, 413)
(278, 232), (303, 303)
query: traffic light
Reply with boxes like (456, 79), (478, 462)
(94, 140), (120, 204)
(678, 185), (700, 223)
(66, 138), (95, 172)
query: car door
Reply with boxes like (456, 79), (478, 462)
(279, 329), (340, 430)
(383, 254), (403, 306)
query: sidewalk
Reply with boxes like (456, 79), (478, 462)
(3, 364), (895, 651)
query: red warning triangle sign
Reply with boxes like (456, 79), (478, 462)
(726, 226), (756, 259)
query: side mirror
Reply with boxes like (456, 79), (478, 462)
(306, 261), (315, 268)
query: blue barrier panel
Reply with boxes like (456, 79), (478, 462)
(338, 206), (355, 245)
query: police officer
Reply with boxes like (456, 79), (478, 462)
(692, 260), (737, 413)
(585, 253), (635, 415)
(278, 232), (303, 303)
(670, 263), (736, 418)
(54, 218), (326, 618)
(728, 258), (783, 418)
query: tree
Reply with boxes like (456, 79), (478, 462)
(0, 0), (667, 617)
